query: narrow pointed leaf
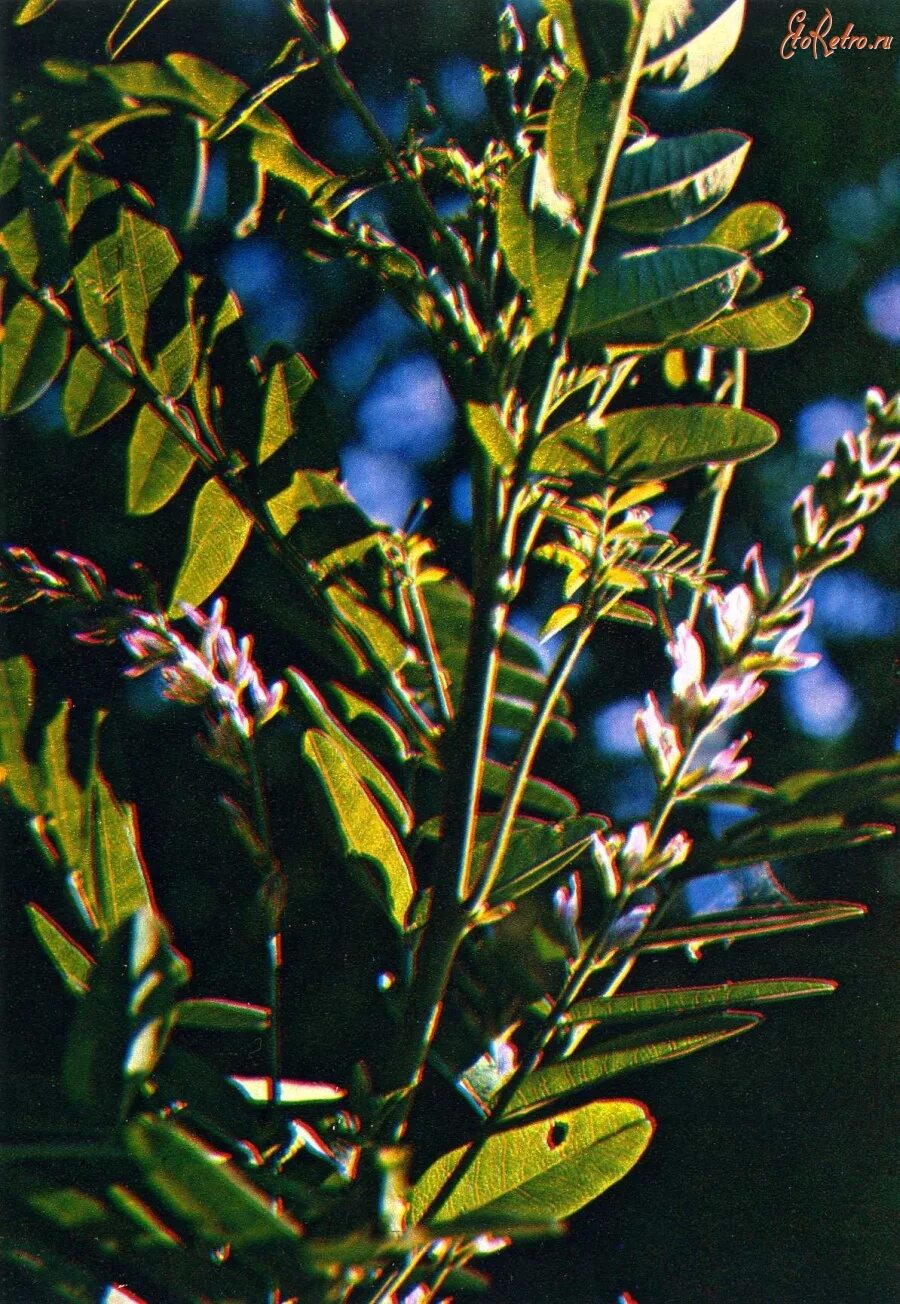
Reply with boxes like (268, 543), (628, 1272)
(643, 0), (746, 92)
(14, 0), (59, 22)
(565, 977), (838, 1027)
(169, 479), (252, 612)
(126, 1114), (301, 1244)
(25, 904), (93, 995)
(678, 290), (812, 351)
(607, 130), (751, 234)
(533, 404), (777, 482)
(409, 1097), (653, 1227)
(480, 758), (578, 819)
(39, 700), (85, 869)
(491, 831), (598, 904)
(258, 351), (314, 464)
(506, 1014), (760, 1117)
(127, 404), (195, 515)
(174, 999), (270, 1032)
(546, 71), (612, 209)
(87, 771), (153, 937)
(489, 693), (576, 744)
(0, 296), (69, 415)
(0, 656), (40, 809)
(640, 900), (867, 951)
(119, 209), (197, 398)
(466, 402), (517, 472)
(716, 813), (892, 865)
(572, 244), (747, 349)
(302, 729), (415, 930)
(498, 153), (579, 331)
(61, 346), (133, 436)
(327, 585), (408, 675)
(0, 144), (70, 289)
(287, 668), (412, 834)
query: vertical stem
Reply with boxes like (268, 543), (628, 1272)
(244, 739), (285, 1115)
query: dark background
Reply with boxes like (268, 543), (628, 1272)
(2, 1), (898, 1301)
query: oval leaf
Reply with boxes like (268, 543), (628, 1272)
(643, 0), (746, 93)
(705, 201), (789, 257)
(0, 143), (70, 289)
(678, 289), (812, 351)
(408, 1097), (653, 1227)
(0, 296), (69, 415)
(62, 346), (133, 437)
(498, 153), (579, 332)
(127, 405), (195, 515)
(607, 130), (751, 234)
(174, 999), (270, 1032)
(68, 164), (126, 342)
(466, 401), (518, 472)
(119, 208), (197, 398)
(546, 71), (612, 209)
(572, 244), (748, 349)
(169, 479), (252, 612)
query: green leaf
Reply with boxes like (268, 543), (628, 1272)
(302, 728), (415, 930)
(25, 904), (93, 995)
(769, 754), (900, 816)
(68, 164), (125, 342)
(328, 682), (413, 764)
(480, 758), (578, 820)
(127, 404), (196, 515)
(0, 144), (70, 289)
(640, 900), (867, 952)
(643, 0), (746, 92)
(491, 830), (599, 904)
(533, 404), (777, 482)
(174, 998), (270, 1032)
(64, 909), (188, 1118)
(408, 1097), (652, 1227)
(607, 130), (751, 234)
(169, 479), (252, 613)
(498, 153), (579, 332)
(85, 769), (154, 938)
(259, 351), (315, 464)
(546, 71), (612, 210)
(505, 1014), (760, 1117)
(266, 469), (378, 570)
(327, 585), (408, 676)
(0, 295), (69, 415)
(249, 133), (337, 202)
(38, 700), (86, 869)
(14, 0), (59, 22)
(678, 289), (812, 351)
(107, 0), (175, 59)
(126, 1114), (301, 1244)
(287, 668), (412, 835)
(61, 346), (133, 437)
(715, 813), (893, 865)
(572, 244), (747, 350)
(0, 655), (40, 809)
(565, 977), (838, 1027)
(466, 402), (518, 472)
(119, 209), (198, 398)
(704, 201), (789, 257)
(540, 0), (636, 77)
(489, 693), (576, 745)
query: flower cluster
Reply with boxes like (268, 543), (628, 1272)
(122, 599), (286, 743)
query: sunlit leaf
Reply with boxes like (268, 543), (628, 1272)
(643, 0), (746, 93)
(678, 289), (812, 351)
(704, 201), (789, 258)
(409, 1097), (653, 1226)
(572, 244), (747, 349)
(119, 209), (197, 398)
(126, 1114), (301, 1244)
(174, 998), (270, 1032)
(127, 405), (195, 515)
(67, 163), (125, 342)
(25, 904), (93, 995)
(715, 812), (893, 865)
(258, 351), (315, 464)
(38, 700), (85, 869)
(85, 769), (154, 937)
(546, 71), (612, 209)
(565, 977), (838, 1027)
(466, 401), (518, 472)
(230, 1076), (344, 1104)
(327, 585), (408, 676)
(107, 0), (175, 59)
(169, 479), (252, 613)
(13, 0), (59, 22)
(505, 1014), (760, 1117)
(61, 345), (133, 437)
(0, 295), (69, 415)
(0, 144), (70, 289)
(640, 899), (867, 951)
(0, 656), (40, 809)
(607, 130), (751, 234)
(533, 404), (777, 481)
(288, 668), (413, 834)
(302, 728), (415, 930)
(498, 153), (579, 332)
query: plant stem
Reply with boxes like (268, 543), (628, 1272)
(406, 571), (453, 725)
(687, 349), (747, 629)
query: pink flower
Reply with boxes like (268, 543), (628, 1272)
(620, 822), (650, 881)
(667, 623), (706, 712)
(708, 732), (751, 783)
(708, 583), (754, 657)
(634, 692), (682, 782)
(707, 668), (766, 725)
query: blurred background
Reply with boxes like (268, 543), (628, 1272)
(2, 1), (898, 1300)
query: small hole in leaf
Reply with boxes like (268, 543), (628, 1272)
(547, 1121), (568, 1150)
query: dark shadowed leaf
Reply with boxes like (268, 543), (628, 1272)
(127, 404), (196, 514)
(533, 404), (777, 481)
(25, 904), (93, 995)
(0, 143), (70, 289)
(641, 900), (866, 951)
(643, 0), (746, 92)
(409, 1097), (652, 1227)
(0, 656), (40, 809)
(174, 998), (270, 1032)
(498, 153), (579, 332)
(0, 296), (69, 415)
(572, 244), (747, 349)
(61, 345), (133, 436)
(546, 71), (612, 210)
(302, 728), (415, 929)
(715, 812), (893, 865)
(565, 977), (837, 1027)
(169, 479), (252, 613)
(505, 1013), (761, 1117)
(607, 130), (750, 234)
